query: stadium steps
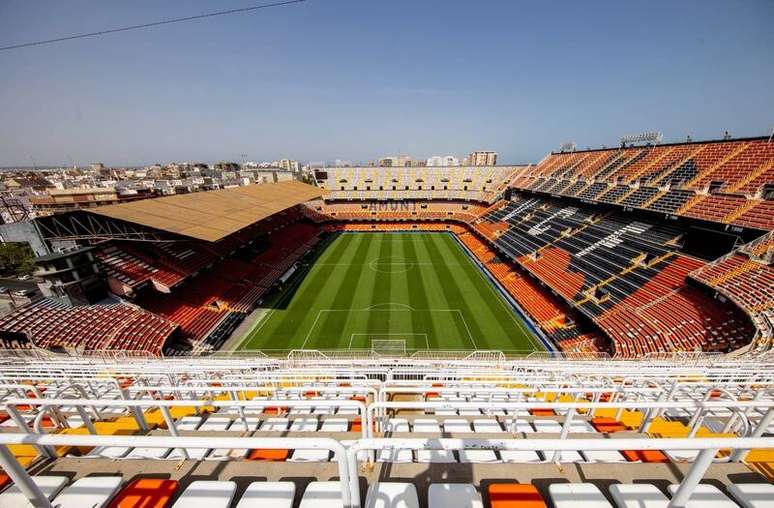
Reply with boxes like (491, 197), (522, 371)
(610, 185), (639, 204)
(652, 144), (708, 187)
(723, 197), (760, 223)
(566, 152), (595, 178)
(637, 188), (667, 210)
(624, 146), (678, 184)
(685, 141), (750, 189)
(707, 259), (759, 286)
(729, 158), (774, 194)
(675, 192), (705, 214)
(590, 151), (629, 181)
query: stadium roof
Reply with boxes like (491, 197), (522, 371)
(89, 180), (324, 242)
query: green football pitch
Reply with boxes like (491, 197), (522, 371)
(237, 232), (542, 353)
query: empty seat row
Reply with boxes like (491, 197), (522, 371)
(5, 476), (771, 508)
(0, 476), (301, 508)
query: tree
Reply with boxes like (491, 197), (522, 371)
(0, 242), (36, 277)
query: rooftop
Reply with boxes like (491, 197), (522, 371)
(89, 180), (325, 242)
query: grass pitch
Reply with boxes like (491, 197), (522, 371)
(238, 232), (542, 352)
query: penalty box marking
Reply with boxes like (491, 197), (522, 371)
(349, 333), (429, 350)
(301, 307), (476, 349)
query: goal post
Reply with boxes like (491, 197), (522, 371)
(371, 339), (407, 356)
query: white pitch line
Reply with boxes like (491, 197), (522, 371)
(458, 240), (541, 351)
(348, 332), (428, 350)
(238, 260), (310, 350)
(454, 309), (478, 350)
(364, 302), (415, 311)
(300, 309), (326, 349)
(315, 262), (460, 266)
(371, 262), (437, 265)
(319, 306), (464, 313)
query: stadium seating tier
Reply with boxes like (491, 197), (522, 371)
(513, 137), (774, 231)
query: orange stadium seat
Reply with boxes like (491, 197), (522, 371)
(488, 483), (547, 508)
(108, 478), (179, 508)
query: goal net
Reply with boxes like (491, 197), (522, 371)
(371, 339), (407, 356)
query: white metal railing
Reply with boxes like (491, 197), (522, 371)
(3, 397), (370, 449)
(0, 433), (350, 508)
(3, 362), (774, 381)
(346, 436), (774, 508)
(5, 352), (774, 373)
(364, 399), (774, 439)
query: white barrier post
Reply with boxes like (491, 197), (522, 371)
(731, 407), (774, 462)
(668, 448), (718, 508)
(0, 444), (52, 508)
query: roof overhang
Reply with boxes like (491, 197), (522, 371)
(87, 180), (325, 242)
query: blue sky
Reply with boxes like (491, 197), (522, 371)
(1, 0), (773, 166)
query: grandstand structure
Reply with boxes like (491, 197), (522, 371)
(0, 181), (326, 354)
(511, 136), (773, 231)
(0, 135), (772, 360)
(0, 134), (772, 506)
(313, 165), (522, 202)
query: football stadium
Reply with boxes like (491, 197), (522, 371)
(0, 134), (772, 507)
(1, 1), (774, 506)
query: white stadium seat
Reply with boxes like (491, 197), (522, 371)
(51, 476), (123, 508)
(365, 482), (420, 508)
(667, 484), (738, 507)
(177, 416), (204, 430)
(199, 417), (232, 430)
(428, 484), (483, 508)
(458, 449), (499, 463)
(583, 450), (627, 463)
(320, 418), (350, 432)
(472, 419), (504, 433)
(226, 416), (262, 432)
(609, 483), (669, 508)
(531, 420), (563, 433)
(412, 419), (441, 433)
(299, 482), (344, 508)
(568, 420), (596, 433)
(259, 418), (290, 431)
(507, 419), (535, 433)
(87, 445), (131, 458)
(0, 476), (69, 508)
(443, 420), (472, 433)
(235, 482), (296, 508)
(384, 418), (410, 433)
(171, 481), (237, 508)
(727, 483), (774, 508)
(127, 446), (171, 459)
(288, 449), (331, 462)
(500, 450), (543, 463)
(550, 483), (613, 508)
(290, 418), (319, 432)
